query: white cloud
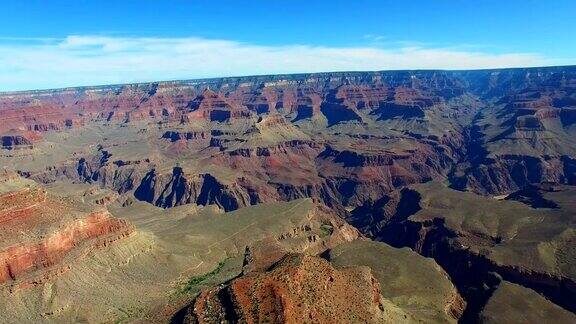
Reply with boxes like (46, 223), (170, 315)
(363, 34), (386, 42)
(0, 35), (561, 91)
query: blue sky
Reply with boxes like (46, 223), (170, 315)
(0, 0), (574, 91)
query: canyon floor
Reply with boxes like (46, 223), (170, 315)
(1, 66), (575, 323)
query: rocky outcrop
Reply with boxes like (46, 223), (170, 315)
(320, 89), (364, 126)
(0, 132), (42, 150)
(20, 127), (460, 212)
(347, 188), (422, 238)
(134, 167), (256, 211)
(362, 183), (576, 321)
(0, 211), (132, 284)
(316, 144), (454, 206)
(181, 89), (252, 122)
(161, 130), (210, 142)
(504, 183), (560, 208)
(480, 281), (576, 324)
(452, 154), (576, 194)
(0, 186), (47, 224)
(328, 240), (465, 323)
(1, 66), (576, 321)
(184, 254), (408, 324)
(2, 66), (575, 199)
(383, 214), (576, 321)
(1, 135), (34, 150)
(0, 175), (133, 286)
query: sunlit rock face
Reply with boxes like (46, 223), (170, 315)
(0, 66), (575, 322)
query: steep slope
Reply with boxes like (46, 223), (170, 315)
(480, 281), (576, 324)
(1, 66), (576, 321)
(0, 171), (133, 286)
(2, 66), (574, 205)
(328, 240), (465, 323)
(175, 238), (468, 323)
(451, 66), (576, 194)
(188, 254), (406, 324)
(359, 182), (576, 321)
(0, 181), (360, 323)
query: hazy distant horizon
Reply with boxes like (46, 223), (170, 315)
(2, 63), (576, 94)
(1, 0), (574, 91)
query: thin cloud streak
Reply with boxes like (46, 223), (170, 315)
(0, 35), (557, 91)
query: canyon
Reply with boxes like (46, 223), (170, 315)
(0, 66), (575, 322)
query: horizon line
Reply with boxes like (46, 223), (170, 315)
(1, 64), (575, 95)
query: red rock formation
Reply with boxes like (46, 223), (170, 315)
(2, 66), (576, 198)
(191, 254), (394, 323)
(0, 186), (47, 224)
(182, 89), (251, 122)
(0, 174), (133, 286)
(0, 211), (132, 284)
(0, 131), (42, 150)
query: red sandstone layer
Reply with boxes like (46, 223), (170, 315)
(0, 211), (132, 283)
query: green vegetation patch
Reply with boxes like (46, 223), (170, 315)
(179, 259), (228, 294)
(319, 223), (334, 238)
